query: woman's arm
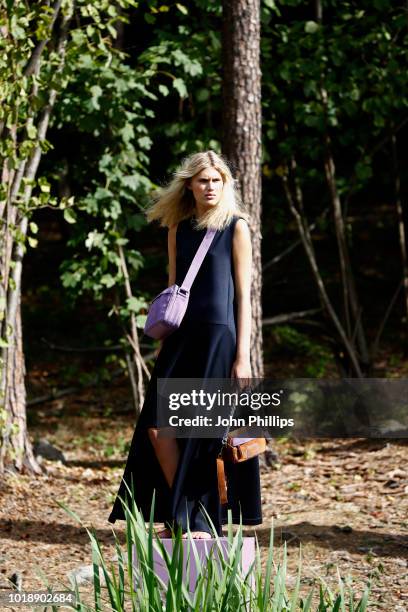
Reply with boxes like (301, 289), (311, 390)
(231, 218), (252, 382)
(156, 224), (177, 357)
(167, 224), (177, 287)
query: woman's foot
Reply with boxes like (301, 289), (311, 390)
(155, 526), (173, 538)
(182, 531), (212, 539)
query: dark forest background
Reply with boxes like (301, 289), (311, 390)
(22, 0), (408, 413)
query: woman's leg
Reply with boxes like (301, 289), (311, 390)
(147, 429), (211, 539)
(148, 428), (179, 538)
(147, 428), (180, 488)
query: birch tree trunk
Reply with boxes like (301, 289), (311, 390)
(0, 297), (41, 474)
(0, 2), (70, 474)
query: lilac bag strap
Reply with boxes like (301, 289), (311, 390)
(180, 227), (216, 292)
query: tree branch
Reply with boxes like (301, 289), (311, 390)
(23, 0), (63, 77)
(282, 165), (363, 377)
(262, 309), (322, 326)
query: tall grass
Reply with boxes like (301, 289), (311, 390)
(57, 483), (371, 611)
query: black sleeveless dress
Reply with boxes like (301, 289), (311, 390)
(108, 215), (262, 535)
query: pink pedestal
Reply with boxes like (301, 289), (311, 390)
(133, 537), (255, 593)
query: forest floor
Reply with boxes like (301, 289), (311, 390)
(0, 367), (407, 610)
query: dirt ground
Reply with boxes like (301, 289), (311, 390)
(0, 375), (407, 610)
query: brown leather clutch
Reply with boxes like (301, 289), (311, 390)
(216, 437), (267, 505)
(222, 436), (267, 463)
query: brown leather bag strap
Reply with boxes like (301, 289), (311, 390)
(216, 456), (228, 505)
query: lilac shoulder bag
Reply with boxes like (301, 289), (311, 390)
(143, 226), (216, 340)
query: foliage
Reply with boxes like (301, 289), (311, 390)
(41, 0), (408, 374)
(262, 0), (407, 212)
(138, 0), (222, 162)
(58, 486), (371, 611)
(56, 1), (223, 327)
(57, 42), (156, 309)
(0, 0), (141, 218)
(0, 0), (145, 460)
(51, 0), (228, 327)
(259, 0), (408, 372)
(272, 326), (331, 377)
(3, 0), (407, 409)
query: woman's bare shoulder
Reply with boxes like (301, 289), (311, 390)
(168, 223), (178, 237)
(233, 217), (250, 236)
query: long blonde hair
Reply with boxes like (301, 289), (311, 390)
(145, 150), (249, 231)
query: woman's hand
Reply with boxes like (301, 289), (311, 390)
(154, 339), (164, 358)
(230, 357), (251, 389)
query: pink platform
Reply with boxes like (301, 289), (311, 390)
(133, 537), (255, 593)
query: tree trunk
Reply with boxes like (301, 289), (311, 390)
(391, 129), (408, 354)
(222, 0), (263, 377)
(0, 296), (41, 474)
(0, 2), (70, 474)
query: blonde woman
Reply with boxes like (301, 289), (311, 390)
(108, 151), (262, 539)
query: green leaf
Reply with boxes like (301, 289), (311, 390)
(90, 85), (103, 110)
(137, 136), (152, 149)
(264, 0), (277, 10)
(305, 21), (319, 34)
(27, 124), (37, 139)
(176, 3), (188, 14)
(136, 314), (147, 328)
(63, 209), (77, 224)
(127, 296), (147, 312)
(355, 160), (372, 181)
(173, 78), (187, 98)
(158, 84), (169, 96)
(120, 124), (135, 143)
(196, 88), (209, 102)
(85, 231), (105, 250)
(38, 178), (50, 193)
(28, 236), (38, 248)
(100, 274), (116, 288)
(29, 222), (38, 234)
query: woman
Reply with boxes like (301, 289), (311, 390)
(108, 150), (262, 539)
